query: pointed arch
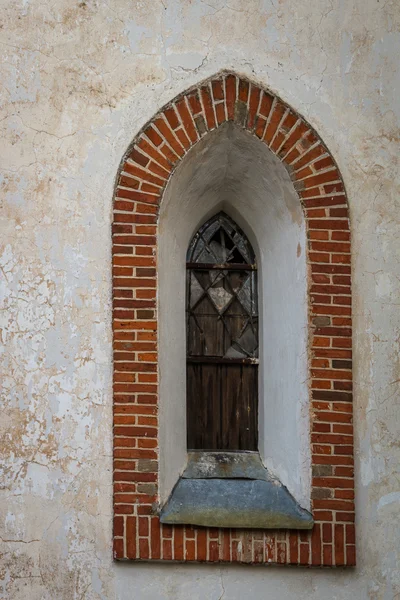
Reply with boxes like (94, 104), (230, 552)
(112, 72), (354, 567)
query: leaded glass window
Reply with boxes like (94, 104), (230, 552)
(186, 212), (259, 451)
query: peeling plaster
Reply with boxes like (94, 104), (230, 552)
(1, 0), (399, 598)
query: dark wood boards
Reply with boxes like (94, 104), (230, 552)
(187, 363), (258, 451)
(186, 212), (259, 452)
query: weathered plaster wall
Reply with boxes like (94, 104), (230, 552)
(0, 0), (399, 598)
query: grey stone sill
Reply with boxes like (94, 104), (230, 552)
(160, 452), (314, 530)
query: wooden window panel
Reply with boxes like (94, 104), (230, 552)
(186, 212), (258, 451)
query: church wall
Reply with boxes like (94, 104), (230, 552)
(1, 0), (399, 597)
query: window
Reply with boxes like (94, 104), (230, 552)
(160, 213), (313, 531)
(186, 212), (259, 451)
(113, 73), (354, 563)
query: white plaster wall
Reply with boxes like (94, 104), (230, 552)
(158, 123), (309, 508)
(0, 1), (399, 598)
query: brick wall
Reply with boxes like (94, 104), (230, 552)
(112, 72), (355, 566)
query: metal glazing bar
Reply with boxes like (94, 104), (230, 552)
(187, 356), (259, 365)
(186, 263), (256, 271)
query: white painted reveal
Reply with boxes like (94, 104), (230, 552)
(158, 123), (310, 508)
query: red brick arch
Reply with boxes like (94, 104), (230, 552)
(112, 72), (355, 566)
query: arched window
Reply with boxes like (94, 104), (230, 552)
(113, 74), (352, 560)
(186, 212), (258, 451)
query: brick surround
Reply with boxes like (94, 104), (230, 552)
(112, 73), (355, 566)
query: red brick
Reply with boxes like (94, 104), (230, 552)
(294, 144), (326, 170)
(346, 524), (355, 545)
(289, 532), (299, 564)
(323, 544), (333, 566)
(317, 411), (352, 423)
(336, 489), (355, 499)
(197, 529), (207, 561)
(200, 85), (216, 130)
(314, 510), (333, 521)
(254, 540), (264, 563)
(277, 541), (287, 564)
(335, 524), (345, 566)
(114, 516), (124, 537)
(137, 138), (174, 170)
(215, 102), (226, 125)
(153, 117), (185, 157)
(334, 381), (353, 391)
(238, 79), (249, 102)
(225, 74), (237, 120)
(334, 446), (353, 455)
(299, 543), (310, 566)
(313, 477), (354, 489)
(314, 156), (334, 171)
(144, 125), (163, 147)
(304, 196), (347, 208)
(126, 517), (137, 558)
(175, 98), (198, 143)
(332, 230), (350, 241)
(113, 537), (124, 558)
(330, 207), (348, 217)
(264, 101), (286, 145)
(346, 544), (356, 566)
(187, 91), (202, 115)
(185, 539), (196, 561)
(211, 79), (224, 100)
(313, 455), (353, 466)
(324, 183), (344, 194)
(311, 523), (322, 566)
(209, 540), (220, 562)
(114, 504), (134, 515)
(313, 444), (332, 455)
(222, 530), (231, 561)
(313, 499), (355, 511)
(163, 539), (172, 560)
(255, 116), (267, 139)
(258, 91), (274, 118)
(173, 526), (184, 561)
(309, 219), (350, 230)
(323, 523), (332, 543)
(247, 85), (261, 129)
(336, 512), (355, 523)
(163, 106), (180, 129)
(278, 121), (308, 158)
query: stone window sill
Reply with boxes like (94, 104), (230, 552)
(160, 452), (313, 530)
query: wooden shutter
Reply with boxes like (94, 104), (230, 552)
(186, 212), (259, 451)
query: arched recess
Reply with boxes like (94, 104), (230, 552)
(112, 73), (355, 567)
(158, 123), (309, 511)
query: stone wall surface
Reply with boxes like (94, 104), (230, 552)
(0, 0), (399, 598)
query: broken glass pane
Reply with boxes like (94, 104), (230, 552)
(187, 212), (258, 359)
(226, 270), (249, 293)
(237, 324), (258, 354)
(208, 282), (233, 313)
(189, 272), (204, 307)
(237, 275), (257, 316)
(194, 271), (210, 290)
(187, 212), (255, 265)
(224, 345), (247, 359)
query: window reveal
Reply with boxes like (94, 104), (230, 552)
(112, 73), (355, 564)
(186, 212), (258, 451)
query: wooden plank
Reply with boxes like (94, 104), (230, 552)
(187, 363), (258, 451)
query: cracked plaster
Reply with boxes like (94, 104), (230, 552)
(0, 0), (399, 598)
